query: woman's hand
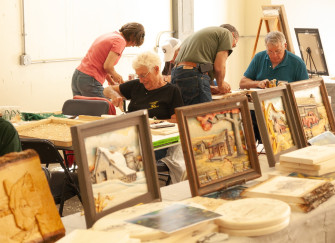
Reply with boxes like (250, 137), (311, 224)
(111, 97), (124, 112)
(111, 72), (124, 84)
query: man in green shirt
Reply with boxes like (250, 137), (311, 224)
(240, 31), (309, 89)
(171, 24), (239, 105)
(0, 117), (22, 156)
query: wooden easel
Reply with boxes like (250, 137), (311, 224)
(251, 16), (282, 60)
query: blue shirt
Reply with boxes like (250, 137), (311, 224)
(244, 50), (309, 83)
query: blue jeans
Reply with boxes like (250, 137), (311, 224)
(171, 66), (212, 105)
(72, 69), (106, 98)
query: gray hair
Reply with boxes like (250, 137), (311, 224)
(132, 51), (162, 71)
(265, 31), (286, 47)
(220, 24), (239, 39)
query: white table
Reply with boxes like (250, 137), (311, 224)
(61, 155), (335, 242)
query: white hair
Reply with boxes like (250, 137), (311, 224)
(132, 51), (162, 70)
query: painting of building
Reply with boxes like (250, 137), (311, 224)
(207, 129), (235, 161)
(93, 147), (137, 184)
(294, 88), (330, 139)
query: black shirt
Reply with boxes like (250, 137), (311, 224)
(119, 79), (183, 119)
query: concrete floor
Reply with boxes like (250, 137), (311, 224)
(58, 195), (83, 217)
(50, 166), (170, 217)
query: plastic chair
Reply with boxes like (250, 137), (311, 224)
(62, 99), (110, 116)
(20, 137), (82, 216)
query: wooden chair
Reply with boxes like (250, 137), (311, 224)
(20, 137), (82, 216)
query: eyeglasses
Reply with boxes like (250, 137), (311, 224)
(137, 69), (151, 79)
(267, 49), (284, 55)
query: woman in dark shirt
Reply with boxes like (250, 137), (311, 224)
(103, 51), (183, 122)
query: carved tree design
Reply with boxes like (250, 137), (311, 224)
(217, 109), (244, 156)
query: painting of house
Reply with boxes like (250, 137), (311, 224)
(207, 129), (235, 161)
(185, 109), (251, 185)
(93, 147), (137, 184)
(294, 88), (331, 139)
(296, 97), (319, 129)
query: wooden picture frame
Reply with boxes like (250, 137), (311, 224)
(175, 95), (261, 197)
(252, 86), (306, 167)
(294, 28), (329, 76)
(287, 77), (335, 145)
(71, 110), (161, 228)
(262, 5), (295, 54)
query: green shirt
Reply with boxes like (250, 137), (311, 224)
(0, 118), (22, 156)
(244, 50), (309, 82)
(175, 26), (233, 65)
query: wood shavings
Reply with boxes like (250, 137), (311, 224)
(19, 123), (72, 142)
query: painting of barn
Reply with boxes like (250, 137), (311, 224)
(93, 147), (137, 184)
(186, 109), (251, 185)
(294, 88), (331, 139)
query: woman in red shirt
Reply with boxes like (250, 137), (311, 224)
(72, 22), (145, 98)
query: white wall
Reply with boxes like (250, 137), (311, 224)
(272, 0), (334, 76)
(0, 0), (171, 112)
(3, 0), (332, 113)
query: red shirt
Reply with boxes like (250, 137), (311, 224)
(77, 31), (126, 84)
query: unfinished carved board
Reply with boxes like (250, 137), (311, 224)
(279, 145), (335, 164)
(0, 150), (65, 242)
(16, 117), (86, 147)
(241, 175), (335, 204)
(215, 198), (290, 231)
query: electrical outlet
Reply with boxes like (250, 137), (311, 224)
(20, 54), (31, 65)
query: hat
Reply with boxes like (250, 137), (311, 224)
(161, 38), (182, 62)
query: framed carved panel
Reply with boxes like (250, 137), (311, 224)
(71, 110), (161, 228)
(252, 86), (307, 167)
(175, 95), (261, 197)
(287, 77), (335, 144)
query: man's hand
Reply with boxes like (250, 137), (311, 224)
(257, 79), (268, 89)
(218, 81), (231, 94)
(210, 85), (220, 94)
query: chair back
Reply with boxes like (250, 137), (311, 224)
(20, 138), (64, 167)
(62, 99), (110, 116)
(20, 137), (82, 216)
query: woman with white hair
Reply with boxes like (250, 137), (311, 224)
(104, 51), (183, 123)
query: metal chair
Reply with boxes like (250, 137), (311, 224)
(62, 98), (114, 171)
(157, 160), (171, 186)
(20, 137), (82, 216)
(62, 99), (110, 116)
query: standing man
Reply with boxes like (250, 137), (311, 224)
(171, 24), (239, 105)
(240, 31), (309, 89)
(161, 37), (182, 82)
